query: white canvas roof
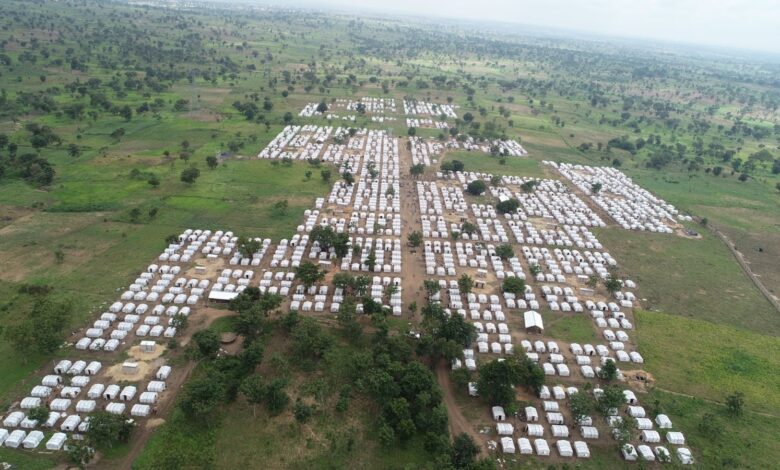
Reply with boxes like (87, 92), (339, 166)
(524, 310), (544, 332)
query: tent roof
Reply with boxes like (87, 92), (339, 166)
(524, 310), (544, 331)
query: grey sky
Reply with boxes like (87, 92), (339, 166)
(291, 0), (780, 53)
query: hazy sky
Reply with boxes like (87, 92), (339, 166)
(293, 0), (780, 53)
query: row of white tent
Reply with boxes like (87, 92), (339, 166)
(549, 162), (686, 233)
(499, 437), (589, 457)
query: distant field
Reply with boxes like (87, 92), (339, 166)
(635, 310), (780, 415)
(442, 151), (552, 179)
(594, 226), (779, 336)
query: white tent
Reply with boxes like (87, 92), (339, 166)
(496, 423), (514, 435)
(637, 444), (655, 461)
(677, 447), (694, 465)
(667, 432), (685, 445)
(46, 432), (67, 451)
(492, 406), (506, 421)
(551, 425), (569, 438)
(22, 430), (44, 448)
(654, 446), (671, 462)
(517, 437), (533, 454)
(574, 440), (590, 458)
(534, 438), (550, 456)
(556, 439), (573, 457)
(5, 430), (26, 448)
(3, 411), (24, 428)
(641, 430), (660, 443)
(131, 404), (151, 417)
(61, 415), (82, 432)
(526, 424), (544, 436)
(524, 310), (544, 333)
(500, 436), (516, 454)
(655, 414), (673, 429)
(580, 426), (599, 439)
(622, 443), (638, 461)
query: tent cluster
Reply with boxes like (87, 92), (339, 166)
(300, 97), (397, 118)
(410, 137), (446, 165)
(406, 118), (449, 129)
(414, 166), (695, 463)
(602, 388), (692, 464)
(93, 228), (243, 341)
(492, 390), (593, 458)
(549, 162), (692, 232)
(403, 99), (457, 118)
(448, 135), (527, 156)
(1, 362), (172, 451)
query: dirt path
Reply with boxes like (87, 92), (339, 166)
(398, 137), (428, 323)
(435, 363), (486, 451)
(107, 359), (197, 470)
(105, 308), (237, 470)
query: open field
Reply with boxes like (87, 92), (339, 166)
(594, 227), (779, 335)
(635, 310), (780, 415)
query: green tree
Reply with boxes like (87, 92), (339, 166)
(476, 358), (522, 407)
(86, 411), (135, 448)
(27, 406), (50, 423)
(295, 261), (325, 288)
(293, 399), (313, 423)
(502, 277), (525, 295)
(240, 374), (266, 417)
(66, 440), (95, 469)
(191, 329), (220, 359)
(495, 244), (514, 259)
(206, 155), (218, 169)
(407, 230), (423, 247)
(291, 317), (334, 363)
(458, 274), (474, 294)
(451, 433), (481, 469)
(179, 372), (226, 423)
(604, 275), (622, 295)
(410, 163), (426, 178)
(180, 166), (200, 184)
(595, 385), (624, 416)
(598, 359), (618, 381)
(265, 378), (290, 415)
(67, 143), (81, 158)
(568, 391), (593, 425)
(725, 391), (745, 417)
(3, 296), (71, 360)
(495, 198), (519, 214)
(466, 179), (487, 195)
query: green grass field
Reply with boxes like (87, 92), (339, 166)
(594, 227), (779, 336)
(635, 310), (780, 415)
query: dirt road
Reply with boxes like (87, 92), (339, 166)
(435, 362), (486, 451)
(398, 138), (429, 323)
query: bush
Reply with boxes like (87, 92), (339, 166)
(495, 198), (519, 214)
(466, 180), (487, 195)
(502, 277), (525, 295)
